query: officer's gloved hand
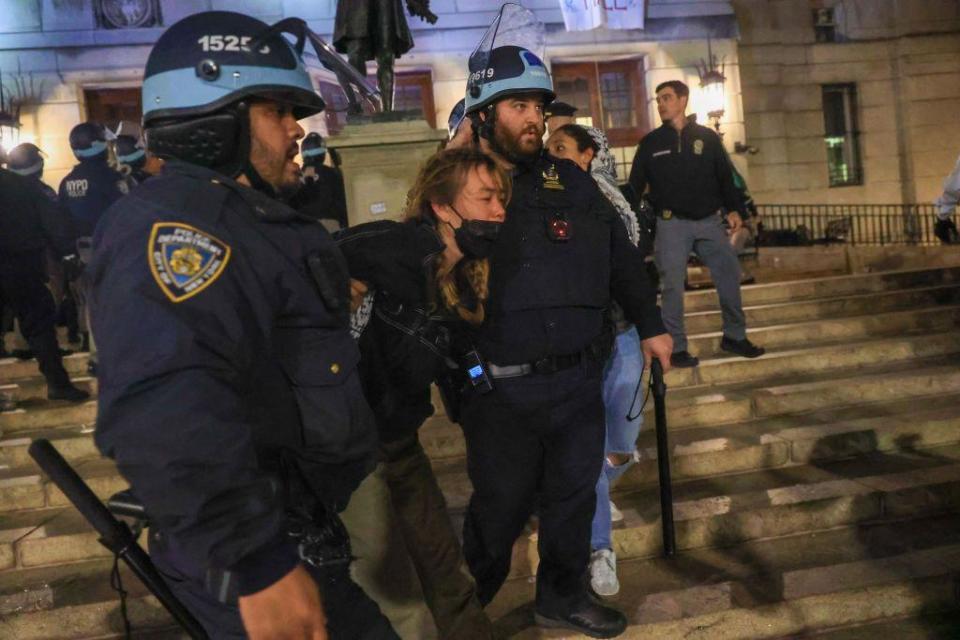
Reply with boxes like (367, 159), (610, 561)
(934, 218), (958, 244)
(62, 254), (85, 281)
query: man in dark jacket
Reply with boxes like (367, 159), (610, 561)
(91, 11), (398, 639)
(629, 80), (764, 368)
(0, 167), (88, 401)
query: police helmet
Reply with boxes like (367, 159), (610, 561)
(464, 45), (555, 115)
(69, 122), (108, 160)
(447, 99), (466, 140)
(142, 11), (325, 177)
(300, 132), (326, 162)
(7, 143), (45, 177)
(115, 135), (146, 169)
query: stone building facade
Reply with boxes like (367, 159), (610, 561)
(734, 0), (960, 205)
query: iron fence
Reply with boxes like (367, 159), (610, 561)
(755, 204), (941, 247)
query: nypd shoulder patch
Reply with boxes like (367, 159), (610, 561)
(148, 222), (231, 303)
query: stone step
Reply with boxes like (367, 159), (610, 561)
(0, 558), (174, 639)
(667, 330), (960, 389)
(0, 353), (91, 385)
(420, 359), (960, 461)
(807, 611), (960, 639)
(0, 400), (97, 436)
(683, 266), (960, 313)
(435, 443), (960, 583)
(1, 376), (99, 406)
(489, 514), (960, 639)
(0, 425), (100, 470)
(0, 458), (125, 514)
(688, 304), (960, 359)
(685, 283), (960, 334)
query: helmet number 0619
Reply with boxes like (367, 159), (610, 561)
(197, 35), (269, 54)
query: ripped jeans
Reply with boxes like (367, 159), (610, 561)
(591, 326), (644, 551)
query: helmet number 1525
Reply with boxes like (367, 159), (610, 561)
(198, 35), (268, 54)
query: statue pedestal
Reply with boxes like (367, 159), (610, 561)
(331, 118), (447, 227)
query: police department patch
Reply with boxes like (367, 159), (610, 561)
(148, 222), (231, 303)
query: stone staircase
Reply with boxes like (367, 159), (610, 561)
(1, 266), (960, 639)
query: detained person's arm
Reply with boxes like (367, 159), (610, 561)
(604, 196), (674, 371)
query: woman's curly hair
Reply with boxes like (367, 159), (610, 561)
(404, 147), (510, 326)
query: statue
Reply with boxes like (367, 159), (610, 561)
(333, 0), (438, 113)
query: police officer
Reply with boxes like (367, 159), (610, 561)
(934, 152), (960, 244)
(445, 98), (473, 149)
(289, 132), (348, 231)
(543, 100), (578, 136)
(114, 134), (152, 185)
(7, 142), (80, 346)
(59, 122), (130, 366)
(461, 46), (672, 637)
(90, 11), (397, 639)
(629, 80), (764, 368)
(0, 165), (88, 401)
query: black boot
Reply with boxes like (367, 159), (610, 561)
(535, 596), (628, 639)
(30, 330), (89, 402)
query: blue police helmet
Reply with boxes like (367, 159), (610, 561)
(69, 122), (108, 160)
(465, 45), (555, 115)
(7, 143), (45, 177)
(301, 132), (326, 160)
(447, 98), (466, 139)
(142, 11), (325, 127)
(115, 134), (147, 169)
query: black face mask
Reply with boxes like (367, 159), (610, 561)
(449, 206), (502, 259)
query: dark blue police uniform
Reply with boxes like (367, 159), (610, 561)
(460, 154), (665, 612)
(58, 157), (129, 238)
(90, 160), (396, 639)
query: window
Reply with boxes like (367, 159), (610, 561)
(813, 8), (838, 43)
(394, 71), (437, 128)
(822, 83), (862, 187)
(552, 59), (648, 182)
(84, 88), (142, 132)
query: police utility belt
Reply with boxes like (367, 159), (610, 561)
(478, 340), (608, 381)
(659, 207), (722, 221)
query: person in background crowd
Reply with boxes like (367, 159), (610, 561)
(0, 165), (88, 401)
(115, 134), (152, 185)
(934, 152), (960, 244)
(544, 101), (579, 136)
(59, 122), (130, 371)
(336, 147), (502, 639)
(445, 99), (473, 150)
(462, 44), (672, 638)
(546, 122), (645, 597)
(7, 142), (79, 349)
(289, 132), (349, 231)
(629, 80), (764, 368)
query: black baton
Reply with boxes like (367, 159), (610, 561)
(650, 359), (676, 557)
(28, 439), (209, 639)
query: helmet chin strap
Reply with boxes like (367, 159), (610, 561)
(230, 101), (279, 198)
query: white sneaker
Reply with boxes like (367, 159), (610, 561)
(609, 500), (624, 523)
(590, 549), (620, 596)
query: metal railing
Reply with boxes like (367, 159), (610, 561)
(755, 204), (941, 247)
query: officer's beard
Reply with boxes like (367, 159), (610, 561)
(492, 123), (543, 166)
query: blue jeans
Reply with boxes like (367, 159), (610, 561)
(591, 327), (644, 551)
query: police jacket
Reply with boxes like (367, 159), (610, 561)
(90, 161), (377, 596)
(476, 154), (666, 366)
(58, 157), (129, 237)
(0, 168), (77, 257)
(629, 122), (741, 220)
(290, 165), (349, 228)
(337, 220), (458, 444)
